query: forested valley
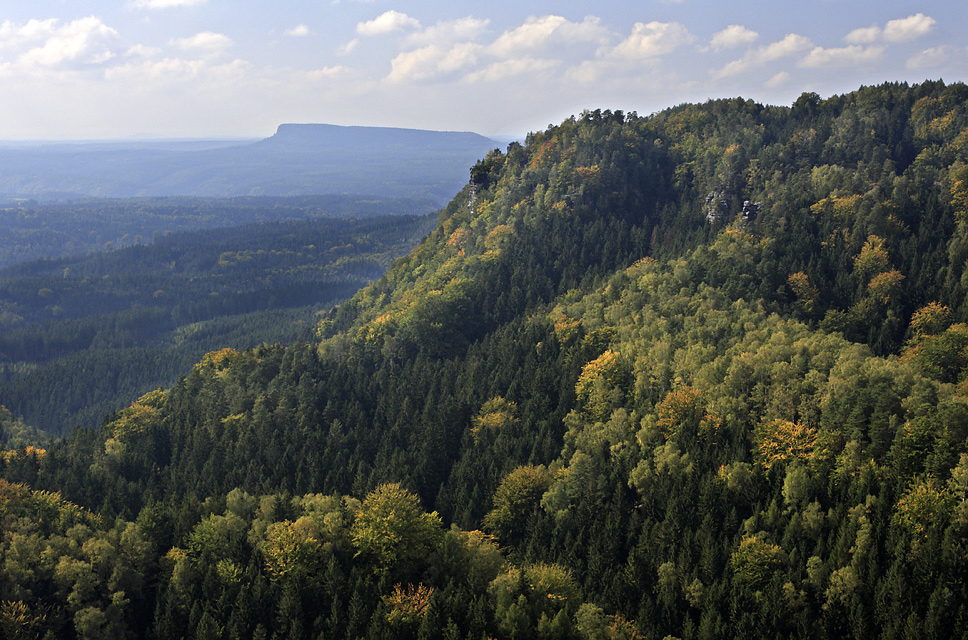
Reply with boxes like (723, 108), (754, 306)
(0, 195), (438, 270)
(0, 205), (435, 436)
(3, 80), (968, 640)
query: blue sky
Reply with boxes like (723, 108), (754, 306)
(0, 1), (964, 139)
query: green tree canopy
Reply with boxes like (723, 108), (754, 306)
(350, 483), (443, 576)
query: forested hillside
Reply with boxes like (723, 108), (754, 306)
(0, 212), (435, 436)
(0, 194), (437, 269)
(3, 80), (968, 640)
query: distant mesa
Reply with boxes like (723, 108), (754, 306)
(0, 124), (500, 205)
(265, 123), (494, 150)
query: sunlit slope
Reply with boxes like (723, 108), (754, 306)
(322, 80), (968, 360)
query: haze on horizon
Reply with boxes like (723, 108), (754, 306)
(0, 0), (965, 141)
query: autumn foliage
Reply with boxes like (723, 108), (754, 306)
(381, 583), (434, 626)
(753, 419), (819, 470)
(350, 483), (443, 574)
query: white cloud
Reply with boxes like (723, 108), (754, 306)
(765, 71), (790, 88)
(105, 57), (201, 81)
(6, 16), (119, 69)
(611, 21), (695, 59)
(125, 44), (162, 58)
(285, 25), (311, 38)
(844, 25), (881, 45)
(883, 13), (935, 42)
(844, 13), (935, 45)
(760, 34), (814, 60)
(0, 5), (954, 141)
(387, 45), (446, 82)
(356, 11), (421, 37)
(713, 33), (812, 78)
(307, 65), (348, 81)
(170, 32), (233, 52)
(564, 59), (606, 85)
(439, 42), (480, 73)
(0, 18), (54, 49)
(463, 57), (558, 84)
(405, 16), (489, 48)
(130, 0), (206, 8)
(907, 45), (952, 70)
(336, 39), (359, 56)
(104, 56), (251, 84)
(561, 21), (693, 86)
(709, 25), (758, 51)
(387, 42), (481, 83)
(489, 15), (608, 58)
(800, 45), (885, 68)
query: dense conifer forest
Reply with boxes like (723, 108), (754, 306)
(0, 211), (435, 436)
(3, 80), (968, 639)
(0, 195), (437, 269)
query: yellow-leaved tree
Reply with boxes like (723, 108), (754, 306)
(483, 465), (552, 542)
(350, 483), (443, 576)
(753, 418), (819, 470)
(575, 350), (630, 423)
(262, 518), (324, 582)
(893, 476), (954, 547)
(730, 535), (786, 591)
(381, 583), (435, 626)
(470, 396), (519, 443)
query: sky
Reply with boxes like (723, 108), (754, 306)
(0, 0), (964, 140)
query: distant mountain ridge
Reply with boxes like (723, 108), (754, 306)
(0, 123), (500, 204)
(263, 123), (494, 150)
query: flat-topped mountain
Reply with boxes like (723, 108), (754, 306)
(0, 124), (500, 204)
(263, 123), (494, 150)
